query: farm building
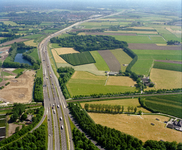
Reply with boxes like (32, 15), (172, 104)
(167, 119), (182, 131)
(107, 71), (118, 76)
(26, 115), (33, 122)
(167, 123), (174, 129)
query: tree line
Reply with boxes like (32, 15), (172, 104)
(50, 35), (128, 52)
(58, 67), (75, 99)
(84, 103), (137, 114)
(0, 107), (44, 147)
(69, 103), (182, 150)
(33, 77), (43, 102)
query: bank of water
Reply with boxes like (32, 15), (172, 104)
(14, 51), (32, 66)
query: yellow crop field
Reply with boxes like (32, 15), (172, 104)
(106, 76), (136, 86)
(24, 40), (37, 47)
(77, 32), (86, 35)
(80, 98), (150, 113)
(51, 49), (66, 63)
(71, 71), (107, 80)
(54, 48), (79, 55)
(88, 113), (182, 143)
(150, 68), (182, 89)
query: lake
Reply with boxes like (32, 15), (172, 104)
(14, 53), (32, 65)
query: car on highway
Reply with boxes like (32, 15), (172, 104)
(53, 110), (55, 114)
(57, 105), (60, 108)
(60, 117), (62, 121)
(61, 125), (63, 129)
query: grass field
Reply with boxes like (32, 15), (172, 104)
(144, 94), (182, 118)
(28, 48), (39, 61)
(2, 21), (17, 26)
(153, 61), (182, 72)
(51, 43), (62, 48)
(105, 30), (158, 35)
(107, 76), (136, 86)
(0, 78), (2, 82)
(60, 51), (95, 66)
(0, 119), (6, 127)
(131, 50), (182, 76)
(80, 98), (150, 113)
(90, 51), (110, 71)
(12, 69), (25, 74)
(0, 110), (12, 115)
(110, 49), (133, 72)
(24, 40), (37, 47)
(2, 72), (13, 76)
(0, 115), (6, 119)
(67, 71), (137, 96)
(22, 34), (43, 39)
(44, 29), (58, 34)
(150, 68), (182, 89)
(88, 113), (182, 143)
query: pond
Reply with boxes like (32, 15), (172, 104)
(14, 52), (32, 66)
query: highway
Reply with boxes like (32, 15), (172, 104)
(37, 11), (125, 150)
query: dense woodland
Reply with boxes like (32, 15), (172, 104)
(34, 77), (43, 102)
(50, 35), (128, 52)
(69, 103), (182, 150)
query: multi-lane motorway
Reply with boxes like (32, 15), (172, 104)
(37, 11), (124, 150)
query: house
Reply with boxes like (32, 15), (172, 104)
(26, 115), (33, 122)
(167, 123), (174, 129)
(108, 71), (118, 76)
(177, 120), (182, 127)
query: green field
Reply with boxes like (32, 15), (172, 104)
(149, 36), (166, 44)
(44, 29), (58, 34)
(153, 61), (182, 72)
(131, 50), (182, 76)
(12, 69), (25, 74)
(60, 51), (96, 66)
(22, 34), (43, 39)
(144, 94), (182, 118)
(0, 119), (6, 127)
(40, 22), (55, 26)
(2, 72), (13, 76)
(110, 49), (133, 72)
(0, 115), (6, 119)
(0, 78), (2, 82)
(28, 48), (39, 61)
(90, 51), (110, 71)
(2, 21), (18, 26)
(51, 43), (61, 48)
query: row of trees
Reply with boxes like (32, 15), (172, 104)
(0, 107), (44, 147)
(167, 40), (180, 45)
(50, 35), (128, 52)
(84, 103), (138, 114)
(69, 103), (182, 150)
(58, 67), (75, 99)
(1, 120), (46, 150)
(69, 103), (143, 150)
(72, 127), (99, 150)
(10, 103), (26, 122)
(33, 77), (43, 102)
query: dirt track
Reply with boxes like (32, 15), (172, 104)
(128, 43), (181, 50)
(98, 50), (121, 72)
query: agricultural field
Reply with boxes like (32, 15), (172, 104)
(105, 30), (158, 35)
(51, 49), (66, 63)
(24, 40), (37, 47)
(131, 50), (182, 76)
(153, 61), (182, 72)
(150, 68), (182, 90)
(110, 49), (133, 72)
(1, 21), (18, 26)
(0, 118), (6, 127)
(80, 98), (150, 113)
(90, 51), (110, 71)
(60, 51), (95, 66)
(22, 34), (43, 39)
(144, 94), (182, 118)
(54, 48), (79, 55)
(88, 113), (182, 143)
(66, 71), (137, 96)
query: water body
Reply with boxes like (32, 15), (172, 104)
(14, 53), (32, 66)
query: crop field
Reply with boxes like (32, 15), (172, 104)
(105, 30), (158, 35)
(98, 50), (121, 72)
(44, 29), (58, 33)
(144, 94), (182, 118)
(90, 51), (110, 71)
(110, 49), (133, 72)
(52, 49), (66, 63)
(24, 40), (37, 47)
(2, 21), (17, 26)
(0, 115), (6, 119)
(60, 51), (95, 66)
(153, 61), (182, 72)
(88, 113), (182, 143)
(85, 32), (137, 36)
(80, 98), (150, 113)
(51, 43), (61, 48)
(54, 48), (79, 55)
(131, 50), (182, 76)
(40, 22), (55, 26)
(150, 68), (182, 89)
(66, 71), (137, 96)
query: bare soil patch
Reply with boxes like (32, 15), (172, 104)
(0, 38), (28, 47)
(98, 50), (121, 72)
(85, 32), (137, 36)
(0, 70), (36, 103)
(107, 76), (136, 86)
(128, 43), (181, 50)
(88, 113), (182, 143)
(8, 123), (22, 137)
(155, 60), (182, 64)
